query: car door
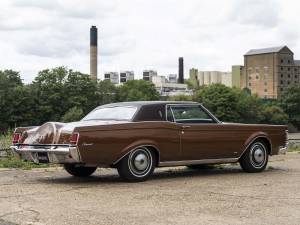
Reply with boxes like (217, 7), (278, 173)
(167, 104), (242, 161)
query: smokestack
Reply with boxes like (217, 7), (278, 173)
(90, 26), (98, 80)
(178, 57), (184, 84)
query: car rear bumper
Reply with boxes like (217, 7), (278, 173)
(10, 145), (81, 164)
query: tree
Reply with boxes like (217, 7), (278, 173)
(116, 80), (160, 101)
(280, 85), (300, 129)
(97, 80), (117, 105)
(61, 107), (84, 122)
(0, 70), (24, 131)
(192, 84), (263, 123)
(260, 105), (288, 125)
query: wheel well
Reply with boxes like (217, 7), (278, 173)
(255, 137), (272, 155)
(143, 146), (160, 166)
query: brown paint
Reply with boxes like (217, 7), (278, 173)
(14, 102), (288, 167)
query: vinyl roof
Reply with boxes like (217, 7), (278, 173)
(100, 101), (199, 107)
(244, 46), (291, 56)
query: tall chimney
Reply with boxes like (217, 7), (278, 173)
(178, 57), (184, 84)
(90, 26), (98, 80)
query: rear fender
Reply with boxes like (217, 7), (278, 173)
(112, 139), (160, 165)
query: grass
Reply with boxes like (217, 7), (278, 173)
(0, 131), (48, 169)
(288, 145), (300, 152)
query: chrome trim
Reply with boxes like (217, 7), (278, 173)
(10, 145), (81, 164)
(158, 158), (238, 167)
(112, 145), (160, 165)
(239, 135), (272, 158)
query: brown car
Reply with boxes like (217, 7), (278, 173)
(11, 101), (288, 182)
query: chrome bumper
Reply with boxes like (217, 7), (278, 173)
(10, 145), (81, 164)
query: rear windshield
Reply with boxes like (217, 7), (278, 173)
(82, 106), (137, 121)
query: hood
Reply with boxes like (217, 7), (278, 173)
(20, 120), (127, 145)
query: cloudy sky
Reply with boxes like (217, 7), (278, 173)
(0, 0), (299, 83)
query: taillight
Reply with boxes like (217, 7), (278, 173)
(69, 133), (79, 145)
(12, 133), (21, 145)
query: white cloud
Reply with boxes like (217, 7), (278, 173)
(0, 0), (300, 83)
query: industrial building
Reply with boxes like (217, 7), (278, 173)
(189, 68), (234, 88)
(168, 74), (177, 83)
(120, 71), (134, 83)
(241, 46), (300, 98)
(90, 26), (98, 80)
(104, 72), (119, 84)
(143, 70), (158, 81)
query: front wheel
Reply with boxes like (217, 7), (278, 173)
(64, 164), (97, 177)
(239, 141), (268, 173)
(117, 147), (156, 182)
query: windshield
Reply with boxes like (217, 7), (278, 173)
(82, 106), (137, 121)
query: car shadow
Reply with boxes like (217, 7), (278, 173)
(35, 165), (280, 185)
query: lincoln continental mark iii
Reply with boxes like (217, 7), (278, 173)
(11, 101), (288, 182)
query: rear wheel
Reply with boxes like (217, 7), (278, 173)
(64, 164), (97, 177)
(239, 140), (268, 173)
(117, 147), (156, 182)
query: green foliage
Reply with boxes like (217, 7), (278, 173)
(0, 67), (298, 132)
(193, 84), (258, 123)
(0, 132), (48, 169)
(260, 105), (288, 125)
(167, 95), (193, 101)
(116, 80), (160, 101)
(280, 85), (300, 129)
(0, 157), (48, 169)
(61, 107), (84, 123)
(192, 84), (288, 124)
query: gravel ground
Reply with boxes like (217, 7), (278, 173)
(0, 153), (299, 225)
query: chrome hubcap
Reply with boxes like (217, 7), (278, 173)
(249, 142), (267, 168)
(253, 148), (264, 164)
(128, 148), (153, 177)
(134, 153), (148, 171)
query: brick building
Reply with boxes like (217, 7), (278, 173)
(241, 46), (300, 99)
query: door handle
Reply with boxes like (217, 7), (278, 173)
(182, 125), (191, 129)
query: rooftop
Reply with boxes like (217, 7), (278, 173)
(294, 60), (300, 66)
(244, 46), (292, 56)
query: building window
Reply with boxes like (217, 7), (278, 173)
(264, 89), (268, 92)
(256, 75), (259, 79)
(281, 67), (283, 71)
(281, 59), (284, 63)
(288, 67), (290, 71)
(295, 75), (298, 79)
(280, 80), (284, 84)
(281, 74), (284, 78)
(288, 60), (290, 64)
(248, 76), (251, 80)
(295, 68), (297, 72)
(264, 81), (267, 86)
(248, 83), (251, 87)
(280, 88), (283, 91)
(288, 81), (290, 85)
(288, 74), (291, 78)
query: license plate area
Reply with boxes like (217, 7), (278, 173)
(37, 152), (49, 163)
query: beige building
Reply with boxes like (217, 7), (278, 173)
(242, 46), (300, 98)
(190, 70), (233, 87)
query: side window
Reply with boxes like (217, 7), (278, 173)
(166, 106), (174, 122)
(170, 105), (215, 124)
